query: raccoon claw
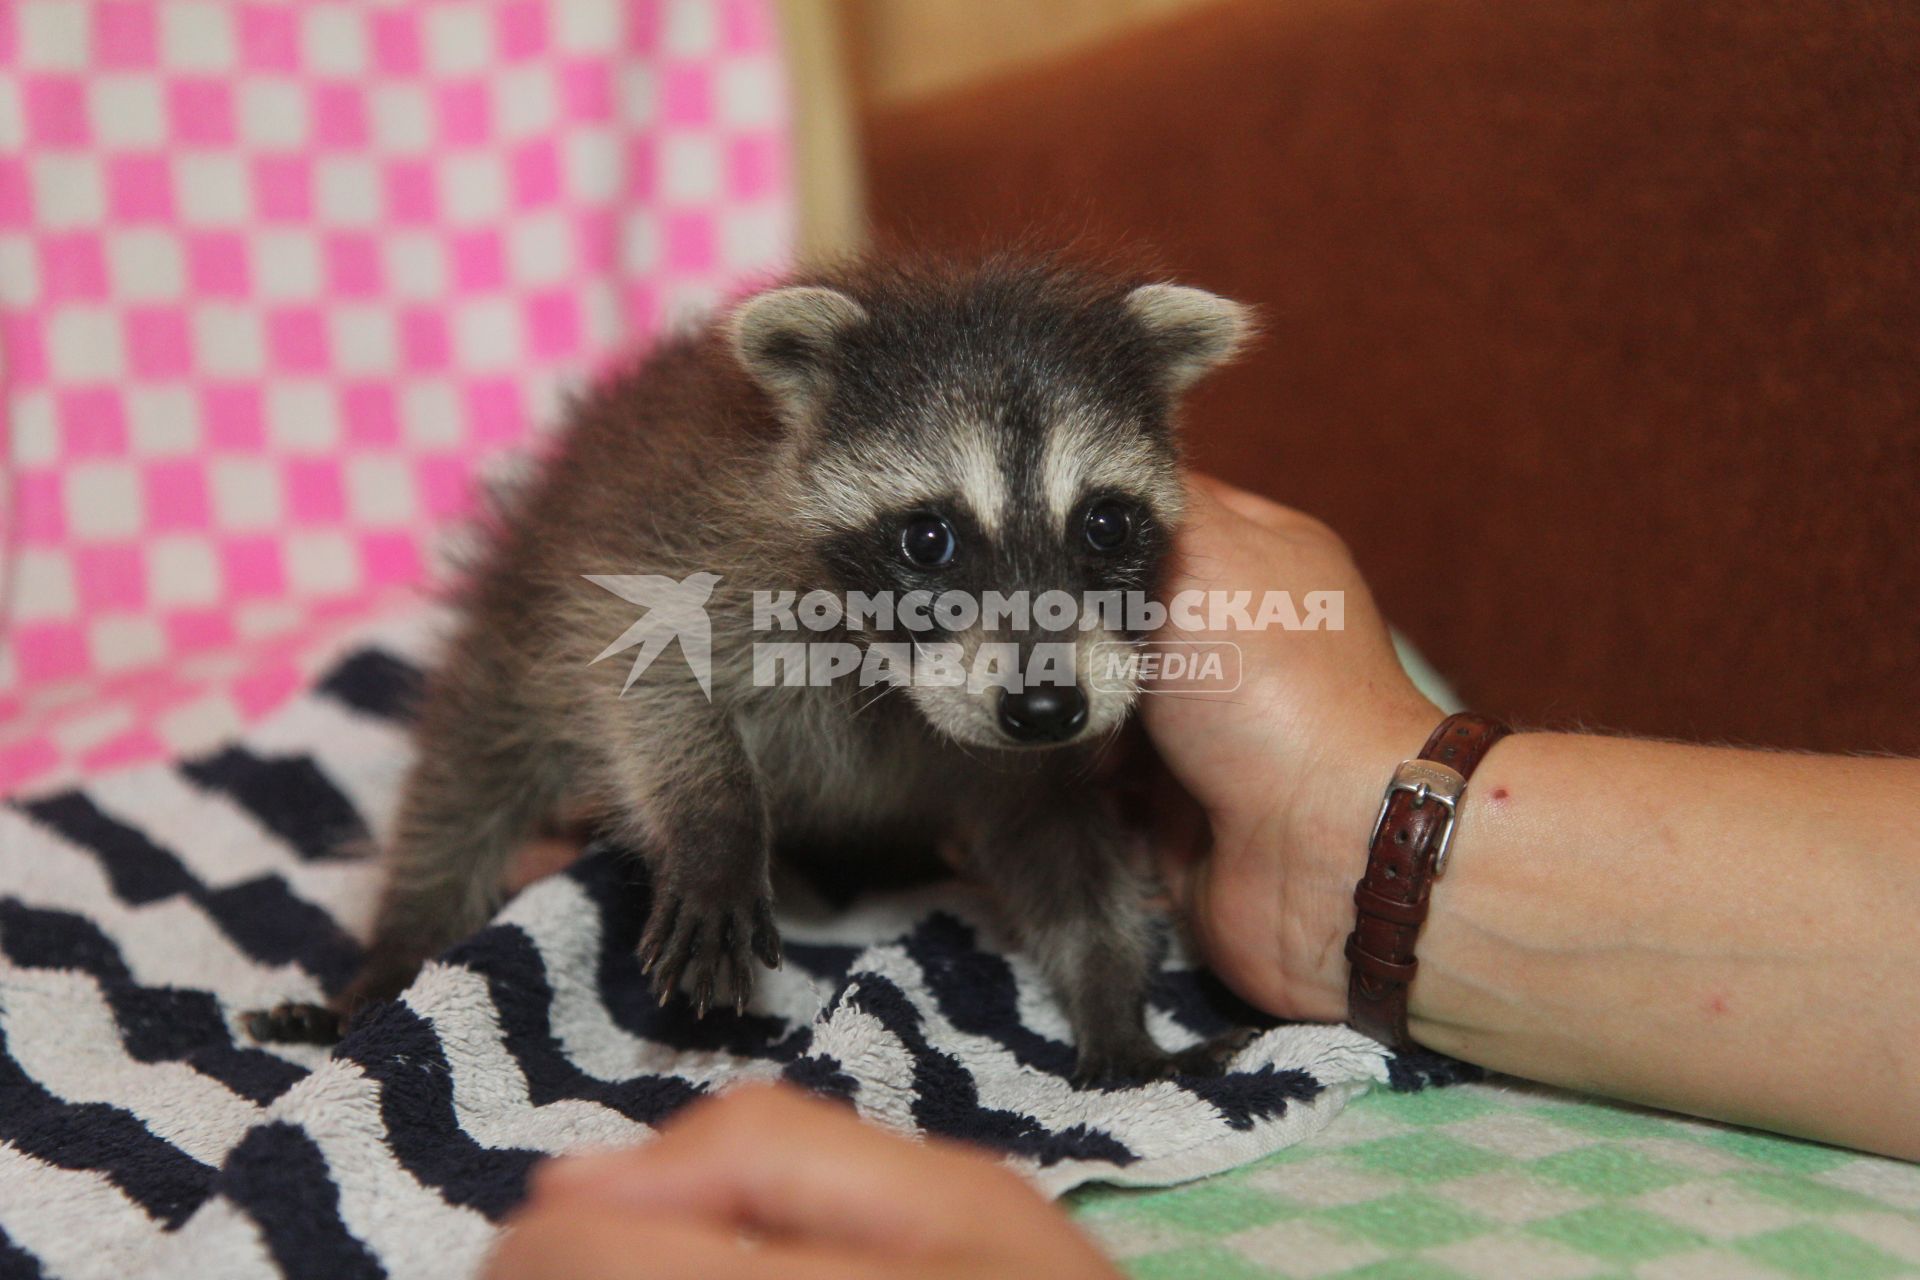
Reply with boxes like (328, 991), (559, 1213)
(640, 886), (781, 1016)
(637, 898), (676, 976)
(751, 898), (782, 969)
(652, 918), (698, 1005)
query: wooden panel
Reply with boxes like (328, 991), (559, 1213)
(779, 1), (866, 256)
(843, 0), (1225, 107)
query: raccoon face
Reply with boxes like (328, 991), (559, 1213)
(729, 265), (1251, 751)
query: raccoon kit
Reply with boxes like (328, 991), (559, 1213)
(257, 258), (1253, 1082)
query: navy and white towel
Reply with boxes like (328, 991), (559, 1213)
(0, 609), (1472, 1279)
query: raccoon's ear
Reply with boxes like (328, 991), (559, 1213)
(1125, 284), (1254, 393)
(727, 286), (869, 425)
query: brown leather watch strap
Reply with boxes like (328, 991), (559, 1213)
(1346, 712), (1512, 1050)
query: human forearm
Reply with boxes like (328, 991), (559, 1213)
(1376, 733), (1920, 1158)
(1149, 477), (1920, 1158)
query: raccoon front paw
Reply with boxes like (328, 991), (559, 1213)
(638, 884), (782, 1017)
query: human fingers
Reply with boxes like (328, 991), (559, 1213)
(531, 1087), (1043, 1258)
(483, 1202), (892, 1280)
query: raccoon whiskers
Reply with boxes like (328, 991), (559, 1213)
(848, 682), (902, 721)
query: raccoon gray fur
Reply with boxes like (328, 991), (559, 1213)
(254, 255), (1253, 1082)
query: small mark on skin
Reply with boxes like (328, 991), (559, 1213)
(1490, 788), (1509, 802)
(1707, 994), (1729, 1016)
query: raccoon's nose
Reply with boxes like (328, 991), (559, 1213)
(998, 686), (1089, 743)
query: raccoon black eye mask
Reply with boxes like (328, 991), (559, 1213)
(251, 256), (1254, 1083)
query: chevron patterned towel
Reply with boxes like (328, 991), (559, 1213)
(0, 608), (1473, 1279)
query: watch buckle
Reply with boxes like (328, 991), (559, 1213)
(1368, 758), (1469, 875)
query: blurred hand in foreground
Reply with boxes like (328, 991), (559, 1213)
(483, 1084), (1120, 1280)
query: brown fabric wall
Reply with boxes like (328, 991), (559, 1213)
(863, 0), (1920, 754)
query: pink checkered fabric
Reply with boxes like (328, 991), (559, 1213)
(0, 0), (794, 795)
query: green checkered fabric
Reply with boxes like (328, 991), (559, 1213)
(1071, 1079), (1920, 1279)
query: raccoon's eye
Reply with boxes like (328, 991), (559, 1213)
(899, 514), (957, 568)
(1084, 499), (1134, 552)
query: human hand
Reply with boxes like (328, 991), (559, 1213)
(1141, 475), (1441, 1022)
(483, 1085), (1120, 1280)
